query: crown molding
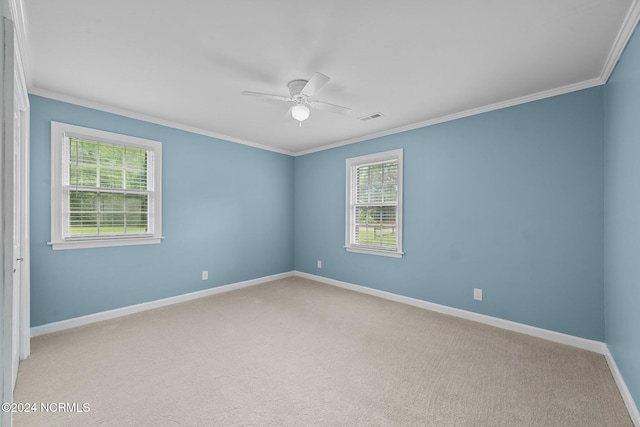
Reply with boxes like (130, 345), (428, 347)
(293, 77), (603, 156)
(600, 0), (640, 82)
(20, 1), (640, 158)
(7, 0), (30, 86)
(28, 87), (295, 156)
(294, 1), (640, 157)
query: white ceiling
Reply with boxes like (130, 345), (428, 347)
(21, 0), (640, 155)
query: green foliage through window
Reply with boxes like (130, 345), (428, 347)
(351, 158), (399, 250)
(67, 137), (150, 236)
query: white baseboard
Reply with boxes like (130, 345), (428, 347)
(31, 269), (637, 425)
(31, 271), (294, 337)
(31, 269), (607, 352)
(294, 271), (606, 353)
(294, 271), (640, 425)
(604, 347), (640, 426)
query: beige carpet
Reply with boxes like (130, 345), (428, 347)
(13, 277), (632, 426)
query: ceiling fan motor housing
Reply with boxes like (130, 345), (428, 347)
(242, 72), (350, 118)
(288, 79), (308, 99)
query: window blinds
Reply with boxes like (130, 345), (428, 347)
(64, 137), (153, 237)
(353, 160), (399, 249)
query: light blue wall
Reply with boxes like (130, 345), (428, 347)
(29, 31), (640, 413)
(604, 27), (640, 407)
(30, 95), (294, 326)
(31, 89), (607, 340)
(295, 88), (605, 341)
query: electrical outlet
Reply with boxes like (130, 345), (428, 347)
(474, 288), (483, 301)
(202, 270), (208, 280)
(317, 260), (322, 269)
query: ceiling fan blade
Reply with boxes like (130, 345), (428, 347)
(309, 100), (351, 116)
(301, 72), (330, 97)
(241, 91), (291, 102)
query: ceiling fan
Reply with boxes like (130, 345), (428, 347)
(242, 72), (351, 126)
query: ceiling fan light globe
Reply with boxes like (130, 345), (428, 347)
(292, 104), (310, 122)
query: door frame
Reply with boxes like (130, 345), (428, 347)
(1, 16), (14, 427)
(14, 27), (29, 362)
(1, 6), (29, 426)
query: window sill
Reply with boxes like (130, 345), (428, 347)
(345, 246), (404, 258)
(49, 236), (163, 250)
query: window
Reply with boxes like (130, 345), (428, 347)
(50, 122), (162, 250)
(345, 149), (403, 257)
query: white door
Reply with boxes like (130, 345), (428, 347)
(17, 102), (29, 363)
(1, 17), (16, 427)
(1, 15), (19, 393)
(8, 16), (29, 390)
(2, 15), (29, 426)
(11, 98), (22, 388)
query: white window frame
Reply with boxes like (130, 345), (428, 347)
(50, 122), (162, 250)
(345, 149), (404, 258)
